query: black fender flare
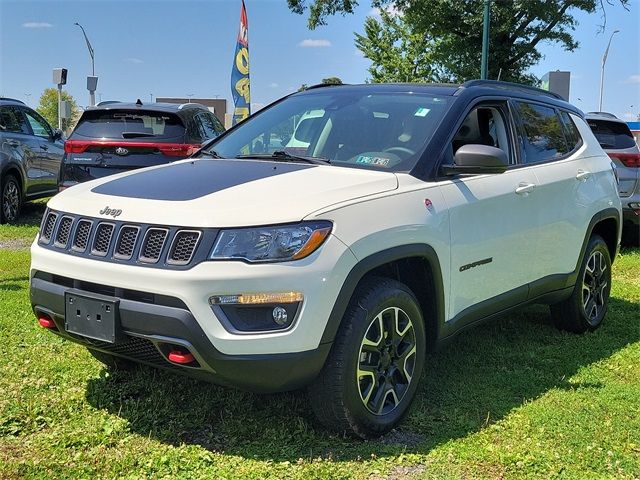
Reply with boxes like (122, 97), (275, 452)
(320, 243), (446, 345)
(1, 160), (26, 196)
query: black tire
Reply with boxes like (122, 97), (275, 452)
(308, 276), (426, 438)
(550, 235), (612, 333)
(1, 173), (21, 224)
(87, 349), (136, 371)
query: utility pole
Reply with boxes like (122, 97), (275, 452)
(74, 22), (97, 106)
(480, 0), (491, 80)
(598, 29), (620, 111)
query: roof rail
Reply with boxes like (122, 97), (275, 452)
(461, 80), (565, 100)
(586, 111), (618, 119)
(177, 102), (207, 110)
(0, 97), (26, 105)
(96, 100), (122, 106)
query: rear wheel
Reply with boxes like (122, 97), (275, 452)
(87, 349), (136, 371)
(550, 235), (612, 333)
(1, 174), (21, 224)
(308, 277), (425, 438)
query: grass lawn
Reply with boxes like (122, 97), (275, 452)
(1, 203), (639, 479)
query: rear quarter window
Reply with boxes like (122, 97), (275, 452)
(587, 119), (636, 149)
(71, 110), (186, 141)
(514, 102), (569, 163)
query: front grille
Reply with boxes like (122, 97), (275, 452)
(114, 226), (139, 260)
(92, 223), (115, 256)
(140, 228), (168, 263)
(54, 216), (73, 247)
(168, 231), (201, 265)
(38, 209), (208, 269)
(40, 212), (58, 243)
(73, 220), (92, 252)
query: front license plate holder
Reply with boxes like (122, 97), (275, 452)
(64, 290), (120, 343)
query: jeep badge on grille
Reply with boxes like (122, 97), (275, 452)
(99, 206), (122, 218)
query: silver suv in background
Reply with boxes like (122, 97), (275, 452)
(587, 112), (640, 243)
(0, 97), (64, 223)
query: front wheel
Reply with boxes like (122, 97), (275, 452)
(550, 235), (612, 333)
(308, 277), (425, 438)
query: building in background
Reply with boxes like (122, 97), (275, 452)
(627, 121), (640, 146)
(155, 97), (227, 125)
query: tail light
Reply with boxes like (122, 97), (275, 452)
(64, 140), (201, 157)
(608, 152), (640, 168)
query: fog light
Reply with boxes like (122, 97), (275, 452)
(272, 306), (288, 326)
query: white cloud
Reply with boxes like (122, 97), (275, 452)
(269, 82), (279, 88)
(624, 74), (640, 84)
(368, 5), (402, 17)
(298, 39), (332, 48)
(124, 58), (143, 64)
(22, 22), (53, 28)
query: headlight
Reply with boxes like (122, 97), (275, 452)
(210, 221), (332, 262)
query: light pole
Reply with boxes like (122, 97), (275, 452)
(480, 0), (491, 80)
(187, 94), (194, 103)
(598, 29), (620, 112)
(149, 93), (153, 103)
(74, 22), (97, 106)
(24, 93), (31, 105)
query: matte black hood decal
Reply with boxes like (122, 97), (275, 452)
(91, 159), (314, 201)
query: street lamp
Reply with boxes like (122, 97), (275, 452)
(24, 93), (31, 105)
(74, 22), (98, 106)
(598, 29), (620, 112)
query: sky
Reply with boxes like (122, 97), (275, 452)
(1, 0), (638, 121)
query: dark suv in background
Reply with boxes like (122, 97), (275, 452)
(0, 97), (64, 223)
(60, 101), (225, 189)
(586, 112), (640, 243)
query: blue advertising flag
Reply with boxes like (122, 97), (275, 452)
(231, 0), (250, 125)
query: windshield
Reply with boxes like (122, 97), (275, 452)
(208, 90), (451, 171)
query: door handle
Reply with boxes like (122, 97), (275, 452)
(40, 144), (49, 151)
(5, 139), (20, 147)
(576, 169), (591, 181)
(515, 182), (536, 196)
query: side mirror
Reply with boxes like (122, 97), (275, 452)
(442, 144), (509, 175)
(52, 129), (64, 141)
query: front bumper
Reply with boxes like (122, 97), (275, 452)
(30, 274), (331, 393)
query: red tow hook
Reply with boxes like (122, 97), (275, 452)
(168, 350), (195, 365)
(38, 315), (56, 329)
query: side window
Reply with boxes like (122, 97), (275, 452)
(0, 106), (31, 134)
(559, 111), (582, 152)
(452, 105), (511, 162)
(23, 109), (53, 138)
(514, 102), (569, 163)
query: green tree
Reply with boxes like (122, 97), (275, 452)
(289, 0), (629, 84)
(36, 88), (79, 131)
(321, 76), (343, 84)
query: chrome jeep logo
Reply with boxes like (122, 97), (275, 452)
(115, 147), (129, 156)
(99, 206), (122, 218)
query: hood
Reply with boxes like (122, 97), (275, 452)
(48, 158), (398, 227)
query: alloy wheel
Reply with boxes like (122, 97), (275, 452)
(581, 250), (608, 323)
(2, 180), (19, 222)
(357, 306), (417, 415)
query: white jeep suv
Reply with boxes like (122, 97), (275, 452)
(30, 81), (621, 438)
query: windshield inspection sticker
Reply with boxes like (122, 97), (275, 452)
(356, 155), (391, 167)
(414, 107), (431, 117)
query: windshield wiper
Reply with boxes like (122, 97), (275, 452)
(198, 149), (225, 159)
(236, 151), (331, 165)
(122, 132), (156, 138)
